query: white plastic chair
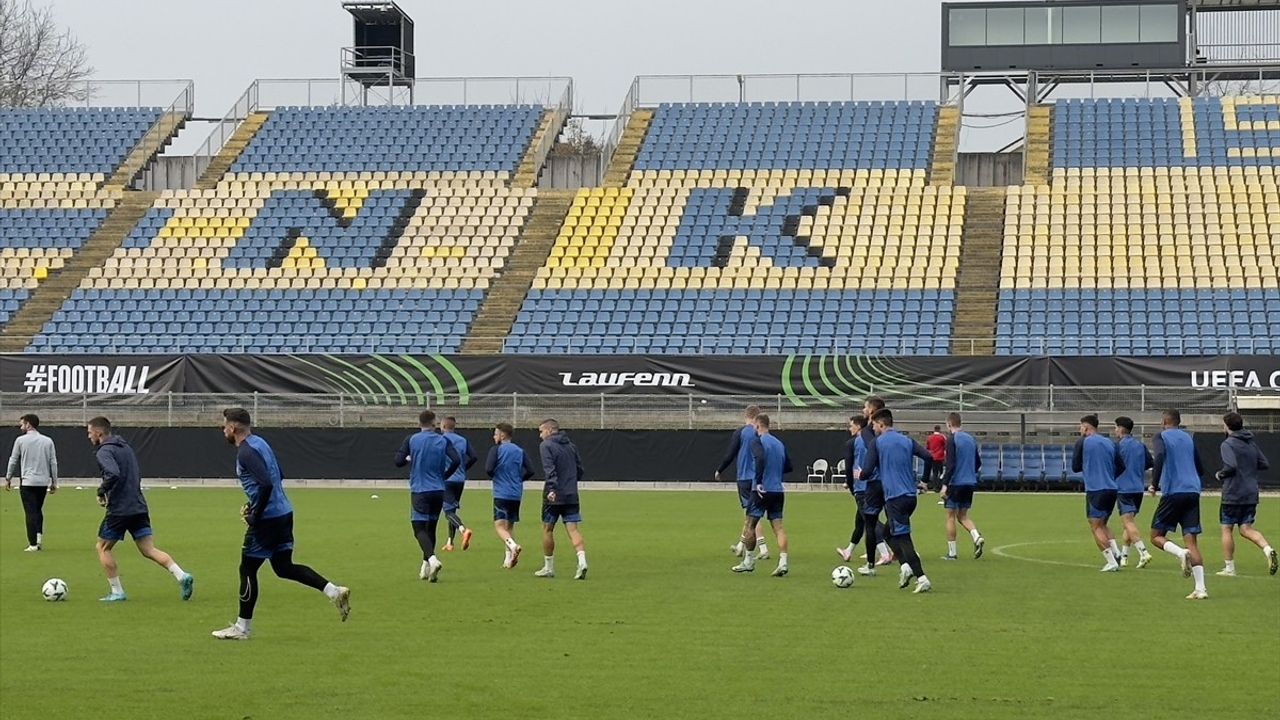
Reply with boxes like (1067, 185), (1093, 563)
(807, 458), (830, 484)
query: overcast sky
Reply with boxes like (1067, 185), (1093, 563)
(42, 0), (1041, 151)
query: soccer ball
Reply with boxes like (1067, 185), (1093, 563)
(831, 565), (854, 589)
(41, 578), (68, 602)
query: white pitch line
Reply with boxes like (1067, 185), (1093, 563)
(991, 540), (1272, 582)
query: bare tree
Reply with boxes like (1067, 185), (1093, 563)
(0, 0), (93, 107)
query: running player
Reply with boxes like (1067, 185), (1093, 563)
(394, 410), (461, 582)
(487, 422), (536, 569)
(715, 405), (768, 561)
(859, 409), (933, 593)
(1149, 409), (1209, 599)
(856, 396), (893, 575)
(836, 414), (869, 563)
(88, 417), (193, 603)
(1214, 412), (1277, 577)
(212, 408), (349, 640)
(440, 416), (478, 552)
(939, 412), (984, 561)
(1113, 416), (1154, 568)
(1072, 414), (1123, 572)
(537, 419), (588, 580)
(731, 414), (791, 576)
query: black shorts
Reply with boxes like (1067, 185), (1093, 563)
(1220, 503), (1257, 527)
(885, 495), (918, 537)
(862, 481), (885, 516)
(243, 513), (294, 559)
(1152, 493), (1202, 536)
(944, 485), (975, 510)
(1085, 490), (1118, 520)
(853, 491), (867, 514)
(748, 491), (784, 521)
(1117, 492), (1144, 516)
(411, 491), (445, 522)
(98, 513), (152, 542)
(444, 482), (466, 512)
(493, 498), (521, 523)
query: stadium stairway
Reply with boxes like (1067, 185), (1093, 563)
(929, 105), (960, 186)
(460, 189), (577, 353)
(950, 186), (1007, 356)
(602, 109), (655, 188)
(0, 192), (159, 352)
(1023, 104), (1052, 186)
(106, 111), (187, 189)
(513, 109), (569, 188)
(194, 112), (270, 189)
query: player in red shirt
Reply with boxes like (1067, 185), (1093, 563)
(925, 426), (947, 495)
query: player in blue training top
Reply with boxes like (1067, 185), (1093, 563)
(537, 419), (589, 580)
(856, 396), (894, 575)
(395, 410), (462, 583)
(1149, 409), (1209, 599)
(440, 416), (478, 552)
(732, 413), (792, 576)
(486, 422), (536, 569)
(836, 414), (868, 563)
(1112, 416), (1154, 569)
(1072, 414), (1123, 572)
(940, 412), (985, 561)
(858, 409), (935, 593)
(1214, 412), (1277, 578)
(212, 408), (350, 641)
(715, 405), (768, 562)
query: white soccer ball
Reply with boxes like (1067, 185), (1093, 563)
(831, 565), (854, 589)
(41, 578), (68, 602)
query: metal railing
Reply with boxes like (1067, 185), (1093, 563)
(0, 387), (1258, 432)
(56, 79), (195, 110)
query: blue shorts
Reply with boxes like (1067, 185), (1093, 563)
(243, 513), (294, 559)
(444, 482), (466, 513)
(1219, 503), (1257, 527)
(944, 485), (975, 510)
(862, 481), (885, 516)
(98, 513), (152, 542)
(747, 491), (784, 521)
(542, 503), (582, 524)
(493, 498), (521, 523)
(1085, 490), (1118, 520)
(885, 495), (917, 537)
(411, 490), (444, 522)
(737, 481), (753, 510)
(1117, 492), (1144, 516)
(1152, 493), (1201, 536)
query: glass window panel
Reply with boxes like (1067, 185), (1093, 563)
(1102, 5), (1141, 43)
(1025, 7), (1050, 45)
(1140, 4), (1179, 43)
(1063, 6), (1101, 44)
(987, 7), (1025, 45)
(950, 8), (987, 46)
(1047, 7), (1065, 44)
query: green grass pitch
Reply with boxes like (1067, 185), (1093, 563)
(2, 488), (1278, 720)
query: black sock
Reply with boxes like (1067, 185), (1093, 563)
(238, 555), (266, 619)
(863, 513), (878, 564)
(269, 550), (329, 592)
(446, 511), (464, 542)
(850, 512), (865, 546)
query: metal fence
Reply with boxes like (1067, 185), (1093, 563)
(0, 386), (1255, 432)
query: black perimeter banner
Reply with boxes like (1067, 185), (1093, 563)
(2, 354), (1278, 406)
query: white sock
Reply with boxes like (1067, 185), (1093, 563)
(1264, 545), (1275, 558)
(503, 550), (513, 566)
(1108, 539), (1121, 558)
(1161, 541), (1186, 558)
(576, 550), (587, 568)
(1224, 559), (1236, 572)
(322, 582), (340, 600)
(947, 540), (957, 557)
(743, 552), (755, 568)
(421, 560), (430, 575)
(235, 617), (252, 633)
(1192, 565), (1206, 593)
(35, 532), (43, 546)
(779, 552), (788, 567)
(969, 528), (981, 543)
(166, 561), (186, 581)
(877, 542), (891, 559)
(544, 556), (555, 572)
(504, 537), (519, 550)
(1102, 549), (1116, 565)
(917, 575), (929, 585)
(429, 554), (441, 567)
(732, 540), (744, 553)
(1134, 540), (1147, 553)
(757, 541), (768, 553)
(843, 542), (855, 554)
(108, 576), (124, 594)
(1121, 544), (1131, 559)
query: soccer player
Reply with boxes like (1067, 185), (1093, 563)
(212, 408), (349, 640)
(856, 396), (893, 575)
(836, 414), (869, 563)
(858, 409), (933, 593)
(86, 417), (193, 603)
(1214, 412), (1277, 577)
(939, 412), (985, 560)
(440, 416), (478, 552)
(715, 405), (768, 561)
(1113, 416), (1154, 568)
(537, 419), (588, 580)
(5, 413), (57, 551)
(731, 413), (791, 576)
(926, 425), (947, 495)
(1149, 409), (1209, 600)
(487, 422), (536, 569)
(1072, 414), (1123, 572)
(394, 410), (461, 582)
